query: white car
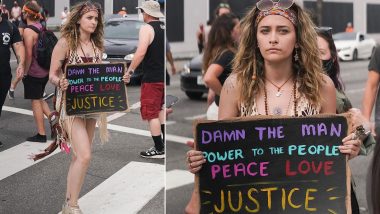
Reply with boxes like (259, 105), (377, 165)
(333, 32), (377, 61)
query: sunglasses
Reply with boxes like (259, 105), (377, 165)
(219, 3), (230, 9)
(256, 0), (294, 11)
(315, 27), (333, 37)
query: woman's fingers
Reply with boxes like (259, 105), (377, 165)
(339, 139), (361, 159)
(187, 150), (206, 174)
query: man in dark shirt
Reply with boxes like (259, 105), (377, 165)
(0, 11), (25, 147)
(362, 45), (380, 139)
(124, 0), (165, 158)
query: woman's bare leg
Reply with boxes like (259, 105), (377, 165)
(65, 118), (96, 206)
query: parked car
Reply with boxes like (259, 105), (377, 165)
(180, 54), (208, 99)
(333, 32), (377, 61)
(103, 15), (144, 85)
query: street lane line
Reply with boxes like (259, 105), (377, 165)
(0, 141), (60, 181)
(184, 114), (206, 120)
(166, 121), (176, 125)
(107, 124), (192, 144)
(129, 101), (141, 110)
(166, 134), (192, 144)
(74, 162), (164, 214)
(3, 105), (192, 144)
(166, 169), (194, 190)
(107, 112), (126, 122)
(2, 106), (34, 116)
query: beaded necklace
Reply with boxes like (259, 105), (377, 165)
(264, 79), (298, 116)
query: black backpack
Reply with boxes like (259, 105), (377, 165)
(26, 25), (58, 70)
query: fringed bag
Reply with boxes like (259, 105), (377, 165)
(31, 91), (70, 161)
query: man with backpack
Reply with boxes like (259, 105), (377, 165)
(0, 6), (25, 147)
(21, 1), (54, 143)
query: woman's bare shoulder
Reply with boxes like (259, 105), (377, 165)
(223, 73), (239, 93)
(320, 73), (335, 89)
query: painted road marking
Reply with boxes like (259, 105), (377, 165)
(166, 169), (194, 190)
(184, 114), (206, 121)
(0, 141), (60, 180)
(61, 162), (164, 214)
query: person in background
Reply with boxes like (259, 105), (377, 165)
(0, 5), (25, 148)
(10, 0), (53, 100)
(123, 0), (165, 158)
(368, 137), (380, 214)
(316, 26), (374, 214)
(196, 3), (231, 54)
(118, 6), (127, 17)
(345, 22), (354, 32)
(22, 1), (51, 142)
(11, 1), (21, 26)
(197, 3), (232, 108)
(0, 4), (10, 20)
(166, 37), (176, 85)
(203, 13), (240, 120)
(362, 45), (380, 138)
(61, 6), (69, 25)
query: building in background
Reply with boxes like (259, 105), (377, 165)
(167, 0), (380, 58)
(1, 0), (144, 27)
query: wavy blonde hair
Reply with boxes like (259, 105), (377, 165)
(233, 3), (323, 114)
(60, 1), (104, 52)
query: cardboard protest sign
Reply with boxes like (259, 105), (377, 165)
(65, 63), (128, 115)
(195, 115), (349, 214)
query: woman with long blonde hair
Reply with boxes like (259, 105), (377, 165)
(49, 2), (116, 213)
(185, 1), (361, 213)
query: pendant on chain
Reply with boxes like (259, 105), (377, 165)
(276, 90), (282, 97)
(273, 107), (282, 115)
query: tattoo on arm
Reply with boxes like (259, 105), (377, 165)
(224, 76), (236, 95)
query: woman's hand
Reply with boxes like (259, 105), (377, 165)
(349, 108), (372, 138)
(339, 132), (362, 159)
(123, 71), (132, 84)
(59, 78), (69, 91)
(186, 150), (206, 174)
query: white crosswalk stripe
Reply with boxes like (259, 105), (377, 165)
(166, 169), (194, 190)
(57, 162), (164, 214)
(0, 140), (60, 180)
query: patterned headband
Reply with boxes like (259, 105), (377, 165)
(22, 5), (42, 19)
(80, 3), (99, 16)
(256, 7), (297, 26)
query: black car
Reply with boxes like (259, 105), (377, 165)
(180, 54), (208, 99)
(102, 15), (144, 85)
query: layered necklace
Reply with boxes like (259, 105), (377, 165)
(264, 79), (298, 116)
(265, 75), (293, 97)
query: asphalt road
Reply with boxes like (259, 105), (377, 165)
(0, 58), (164, 213)
(166, 59), (373, 214)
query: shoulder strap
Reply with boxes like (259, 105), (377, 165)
(26, 25), (41, 34)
